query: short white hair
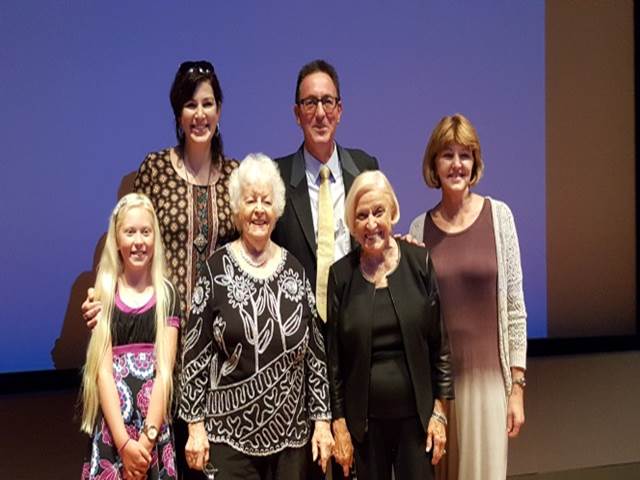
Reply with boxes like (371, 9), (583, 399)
(344, 170), (400, 235)
(229, 153), (286, 229)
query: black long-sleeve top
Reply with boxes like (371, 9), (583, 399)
(179, 245), (331, 456)
(326, 240), (454, 442)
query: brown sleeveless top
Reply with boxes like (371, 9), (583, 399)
(423, 198), (501, 373)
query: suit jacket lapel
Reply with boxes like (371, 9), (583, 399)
(289, 146), (318, 256)
(338, 144), (360, 194)
(337, 144), (361, 250)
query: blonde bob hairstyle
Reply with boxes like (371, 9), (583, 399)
(345, 170), (400, 235)
(80, 193), (177, 434)
(229, 153), (286, 230)
(422, 113), (484, 189)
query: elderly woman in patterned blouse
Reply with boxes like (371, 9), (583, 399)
(179, 153), (334, 480)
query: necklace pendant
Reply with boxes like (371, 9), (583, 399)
(194, 233), (208, 253)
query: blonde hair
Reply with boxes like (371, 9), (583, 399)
(422, 113), (484, 189)
(344, 170), (400, 235)
(80, 193), (176, 433)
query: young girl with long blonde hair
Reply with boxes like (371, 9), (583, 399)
(80, 193), (181, 479)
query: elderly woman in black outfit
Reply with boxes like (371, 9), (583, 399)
(179, 154), (334, 480)
(326, 170), (454, 480)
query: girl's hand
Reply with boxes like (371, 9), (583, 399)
(120, 439), (151, 478)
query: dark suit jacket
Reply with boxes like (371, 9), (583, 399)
(272, 144), (379, 290)
(326, 240), (454, 442)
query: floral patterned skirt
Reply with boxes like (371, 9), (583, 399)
(82, 343), (177, 479)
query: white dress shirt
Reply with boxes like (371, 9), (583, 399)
(303, 145), (351, 262)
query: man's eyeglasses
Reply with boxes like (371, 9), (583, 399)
(179, 61), (214, 75)
(298, 96), (340, 114)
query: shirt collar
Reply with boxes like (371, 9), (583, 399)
(303, 143), (340, 183)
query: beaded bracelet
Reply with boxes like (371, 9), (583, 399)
(118, 437), (131, 454)
(431, 411), (448, 426)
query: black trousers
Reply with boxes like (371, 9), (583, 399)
(207, 442), (309, 480)
(353, 417), (434, 480)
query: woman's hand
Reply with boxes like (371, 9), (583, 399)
(185, 421), (209, 471)
(120, 439), (151, 478)
(394, 233), (425, 247)
(332, 418), (354, 477)
(82, 287), (102, 329)
(311, 420), (334, 473)
(507, 384), (525, 438)
(426, 415), (447, 465)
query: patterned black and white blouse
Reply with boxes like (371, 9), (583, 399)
(179, 244), (331, 456)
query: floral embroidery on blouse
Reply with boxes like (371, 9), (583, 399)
(179, 245), (331, 455)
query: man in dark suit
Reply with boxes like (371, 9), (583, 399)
(272, 59), (379, 290)
(271, 60), (378, 479)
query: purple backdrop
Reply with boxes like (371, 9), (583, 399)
(0, 1), (545, 373)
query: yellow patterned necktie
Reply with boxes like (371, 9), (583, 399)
(316, 165), (334, 322)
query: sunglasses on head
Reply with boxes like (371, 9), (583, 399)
(179, 60), (214, 75)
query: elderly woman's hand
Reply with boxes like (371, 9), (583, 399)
(311, 420), (334, 473)
(426, 408), (447, 465)
(332, 418), (354, 477)
(185, 421), (209, 471)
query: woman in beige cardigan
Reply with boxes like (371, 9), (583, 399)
(409, 113), (527, 480)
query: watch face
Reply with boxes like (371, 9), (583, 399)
(145, 425), (158, 441)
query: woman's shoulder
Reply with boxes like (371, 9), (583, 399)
(278, 247), (314, 285)
(329, 248), (361, 281)
(397, 238), (427, 263)
(486, 196), (512, 212)
(485, 196), (515, 223)
(161, 277), (184, 312)
(137, 147), (172, 176)
(141, 147), (172, 165)
(279, 246), (303, 269)
(220, 157), (240, 175)
(161, 277), (179, 297)
(209, 243), (231, 264)
(135, 148), (176, 192)
(408, 212), (427, 242)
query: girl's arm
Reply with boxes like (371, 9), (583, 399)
(139, 326), (179, 451)
(97, 345), (129, 451)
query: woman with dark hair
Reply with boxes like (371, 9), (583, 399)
(134, 60), (238, 315)
(83, 60), (239, 479)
